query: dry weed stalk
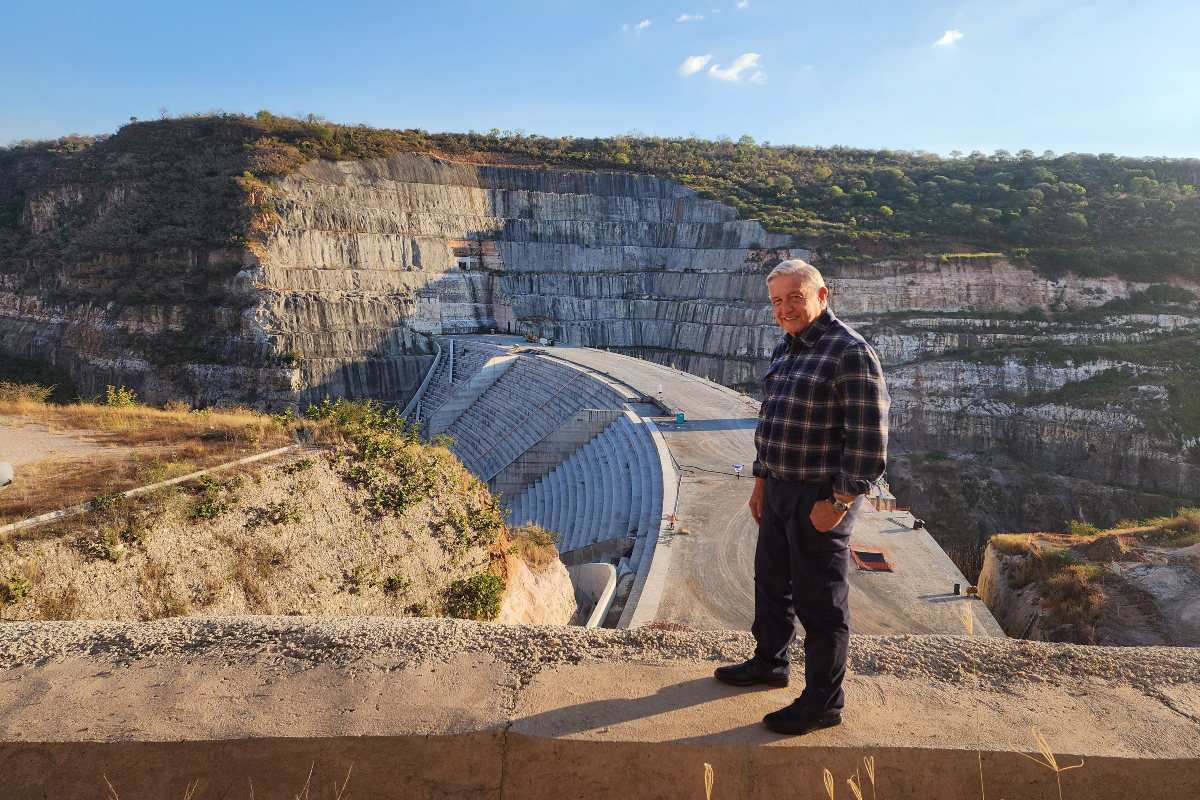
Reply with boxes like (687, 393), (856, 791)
(294, 763), (315, 800)
(1014, 726), (1084, 800)
(840, 758), (876, 800)
(334, 763), (353, 800)
(104, 775), (197, 800)
(955, 600), (987, 800)
(847, 768), (863, 800)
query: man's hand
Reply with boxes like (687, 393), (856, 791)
(749, 477), (766, 525)
(810, 492), (856, 533)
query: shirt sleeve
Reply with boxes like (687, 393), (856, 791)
(833, 342), (890, 496)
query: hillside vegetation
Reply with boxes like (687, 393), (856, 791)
(2, 113), (1197, 296)
(0, 389), (546, 622)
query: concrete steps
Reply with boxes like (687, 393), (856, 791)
(503, 404), (666, 581)
(447, 354), (625, 480)
(418, 341), (503, 438)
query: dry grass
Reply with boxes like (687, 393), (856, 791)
(993, 533), (1115, 643)
(989, 511), (1200, 644)
(507, 524), (563, 571)
(808, 727), (1084, 800)
(991, 533), (1036, 556)
(0, 396), (295, 523)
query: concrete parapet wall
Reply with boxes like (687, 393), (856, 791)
(2, 617), (1197, 799)
(7, 735), (1197, 800)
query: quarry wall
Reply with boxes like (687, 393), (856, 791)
(6, 150), (1198, 537)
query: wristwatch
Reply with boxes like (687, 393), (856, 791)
(828, 496), (852, 513)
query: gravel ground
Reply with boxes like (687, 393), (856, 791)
(2, 616), (1198, 695)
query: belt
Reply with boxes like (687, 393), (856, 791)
(769, 471), (835, 485)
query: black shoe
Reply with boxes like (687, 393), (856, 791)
(762, 701), (842, 735)
(713, 660), (789, 688)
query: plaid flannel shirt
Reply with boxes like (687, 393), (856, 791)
(752, 309), (890, 496)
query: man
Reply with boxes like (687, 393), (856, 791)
(715, 260), (890, 736)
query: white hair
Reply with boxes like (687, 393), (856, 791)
(765, 260), (825, 293)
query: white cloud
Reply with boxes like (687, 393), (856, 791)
(934, 29), (963, 46)
(624, 19), (653, 34)
(677, 13), (704, 21)
(678, 54), (713, 76)
(748, 70), (766, 84)
(737, 0), (748, 7)
(708, 53), (760, 81)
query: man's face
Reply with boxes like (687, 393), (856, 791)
(769, 273), (828, 337)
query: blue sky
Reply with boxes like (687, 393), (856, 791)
(3, 0), (1199, 157)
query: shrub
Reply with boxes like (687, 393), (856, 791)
(120, 523), (150, 545)
(462, 501), (504, 549)
(263, 499), (302, 525)
(84, 529), (123, 562)
(348, 562), (378, 591)
(444, 572), (504, 620)
(381, 573), (412, 595)
(0, 381), (53, 403)
(280, 457), (315, 475)
(1066, 520), (1101, 537)
(189, 477), (233, 521)
(270, 408), (296, 427)
(1, 570), (31, 605)
(91, 492), (126, 512)
(163, 400), (192, 413)
(105, 385), (138, 407)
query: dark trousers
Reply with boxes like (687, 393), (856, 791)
(751, 475), (860, 712)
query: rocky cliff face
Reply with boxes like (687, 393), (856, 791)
(252, 153), (790, 405)
(5, 148), (1197, 546)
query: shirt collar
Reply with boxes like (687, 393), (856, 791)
(785, 308), (835, 350)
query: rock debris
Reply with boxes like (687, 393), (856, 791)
(2, 617), (1197, 695)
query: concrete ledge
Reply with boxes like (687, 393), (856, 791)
(3, 619), (1198, 799)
